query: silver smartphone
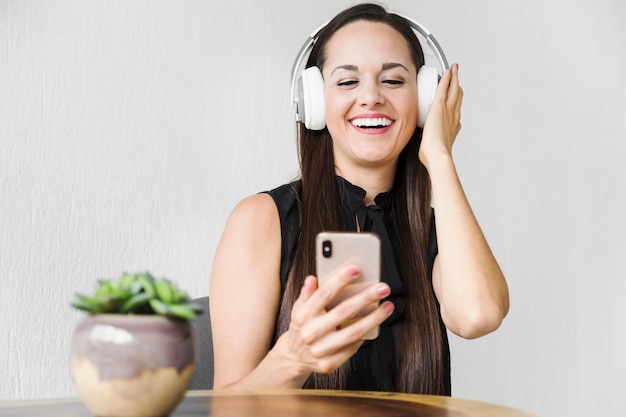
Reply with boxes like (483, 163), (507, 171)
(315, 231), (381, 340)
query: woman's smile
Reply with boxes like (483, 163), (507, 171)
(349, 113), (395, 134)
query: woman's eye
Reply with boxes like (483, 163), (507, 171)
(383, 79), (404, 86)
(337, 80), (359, 87)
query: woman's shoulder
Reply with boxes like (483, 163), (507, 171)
(226, 179), (301, 231)
(228, 193), (278, 229)
(215, 193), (281, 277)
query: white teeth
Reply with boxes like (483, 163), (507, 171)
(351, 117), (393, 128)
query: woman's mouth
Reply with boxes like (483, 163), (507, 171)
(350, 117), (394, 128)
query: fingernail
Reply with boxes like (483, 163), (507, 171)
(347, 267), (360, 277)
(383, 301), (395, 314)
(376, 283), (390, 296)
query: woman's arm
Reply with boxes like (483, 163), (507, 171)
(209, 194), (288, 388)
(420, 64), (510, 339)
(209, 193), (394, 389)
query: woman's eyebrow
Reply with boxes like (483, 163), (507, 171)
(330, 64), (358, 76)
(330, 62), (410, 77)
(381, 62), (410, 72)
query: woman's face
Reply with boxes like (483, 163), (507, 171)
(322, 20), (418, 174)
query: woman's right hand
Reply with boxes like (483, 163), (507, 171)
(272, 264), (394, 379)
(211, 194), (393, 390)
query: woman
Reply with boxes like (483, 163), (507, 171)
(209, 3), (509, 395)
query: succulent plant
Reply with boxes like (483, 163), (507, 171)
(71, 272), (203, 320)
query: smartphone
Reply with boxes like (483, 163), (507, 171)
(315, 231), (381, 340)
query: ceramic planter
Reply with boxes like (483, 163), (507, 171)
(71, 315), (195, 417)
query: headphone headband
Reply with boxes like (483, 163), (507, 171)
(290, 13), (449, 128)
(290, 22), (327, 95)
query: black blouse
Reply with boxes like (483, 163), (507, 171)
(265, 176), (451, 394)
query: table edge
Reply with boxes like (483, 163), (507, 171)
(202, 389), (537, 417)
(0, 389), (536, 417)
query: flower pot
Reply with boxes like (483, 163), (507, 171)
(71, 315), (195, 417)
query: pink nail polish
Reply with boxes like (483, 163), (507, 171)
(347, 267), (359, 277)
(383, 302), (394, 314)
(376, 284), (390, 296)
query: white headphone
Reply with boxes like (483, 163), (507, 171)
(290, 15), (449, 131)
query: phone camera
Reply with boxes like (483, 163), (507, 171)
(322, 240), (332, 258)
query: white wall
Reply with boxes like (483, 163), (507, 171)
(1, 1), (625, 416)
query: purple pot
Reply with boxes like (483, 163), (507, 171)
(71, 315), (195, 417)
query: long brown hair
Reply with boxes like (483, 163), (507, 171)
(275, 3), (445, 394)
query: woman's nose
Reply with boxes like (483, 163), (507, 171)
(358, 80), (383, 108)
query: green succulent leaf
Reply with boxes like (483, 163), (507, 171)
(154, 279), (174, 304)
(94, 280), (114, 297)
(149, 298), (170, 315)
(170, 288), (182, 304)
(120, 292), (154, 313)
(71, 272), (202, 320)
(137, 273), (156, 295)
(71, 294), (102, 314)
(129, 279), (143, 295)
(119, 272), (136, 288)
(166, 304), (198, 320)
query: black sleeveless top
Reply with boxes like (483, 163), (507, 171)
(265, 176), (451, 395)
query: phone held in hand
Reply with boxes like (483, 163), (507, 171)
(315, 232), (382, 340)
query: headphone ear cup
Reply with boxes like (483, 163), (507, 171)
(301, 67), (326, 130)
(416, 65), (439, 128)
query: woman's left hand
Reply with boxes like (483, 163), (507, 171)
(419, 63), (463, 171)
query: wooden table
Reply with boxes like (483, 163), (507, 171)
(0, 389), (535, 417)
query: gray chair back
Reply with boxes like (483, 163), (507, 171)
(188, 296), (213, 389)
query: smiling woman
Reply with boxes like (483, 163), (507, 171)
(209, 2), (509, 396)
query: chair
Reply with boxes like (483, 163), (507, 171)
(188, 296), (214, 389)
